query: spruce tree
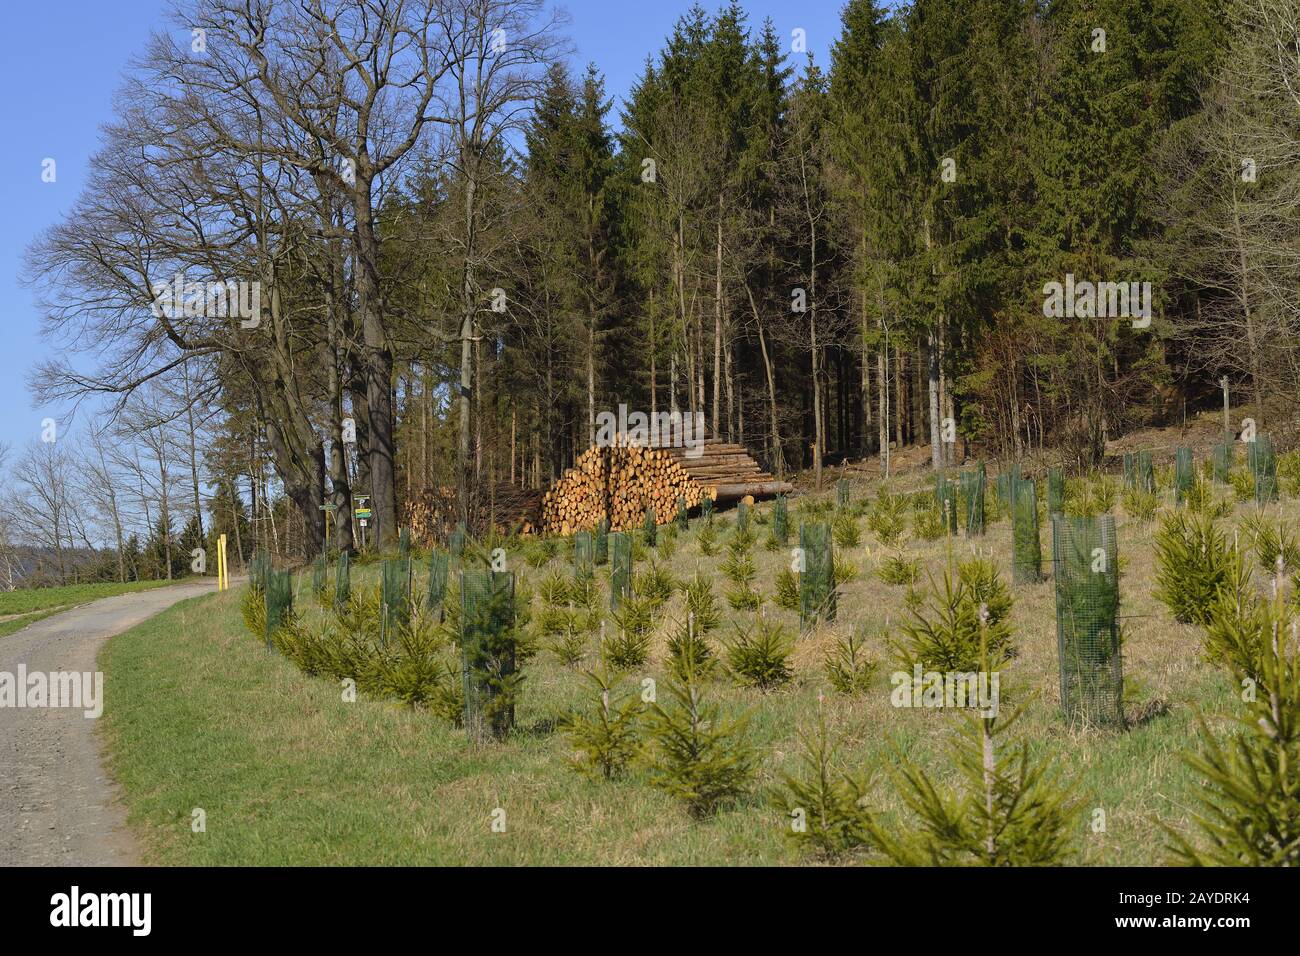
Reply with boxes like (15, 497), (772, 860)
(893, 561), (1014, 673)
(876, 617), (1081, 865)
(334, 549), (351, 611)
(724, 614), (794, 690)
(562, 667), (642, 781)
(645, 676), (756, 817)
(311, 553), (328, 604)
(1164, 567), (1300, 865)
(775, 712), (877, 858)
(824, 627), (879, 695)
(460, 571), (522, 742)
(1154, 511), (1231, 624)
(667, 613), (716, 683)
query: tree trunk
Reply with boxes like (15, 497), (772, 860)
(458, 184), (476, 529)
(588, 319), (596, 445)
(878, 340), (890, 479)
(156, 433), (172, 580)
(231, 484), (244, 570)
(183, 366), (204, 538)
(98, 441), (126, 583)
(893, 347), (904, 448)
(649, 288), (657, 418)
(1232, 187), (1264, 424)
(352, 175), (398, 549)
(748, 284), (785, 479)
(927, 329), (942, 471)
(713, 194), (723, 437)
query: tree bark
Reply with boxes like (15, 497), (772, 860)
(747, 284), (785, 479)
(352, 172), (398, 549)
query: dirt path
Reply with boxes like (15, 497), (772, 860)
(0, 581), (217, 866)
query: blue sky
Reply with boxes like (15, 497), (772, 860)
(0, 1), (842, 454)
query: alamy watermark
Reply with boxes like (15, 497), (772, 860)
(1042, 273), (1152, 328)
(890, 664), (1000, 717)
(150, 272), (261, 327)
(593, 404), (706, 458)
(50, 886), (151, 936)
(0, 666), (103, 718)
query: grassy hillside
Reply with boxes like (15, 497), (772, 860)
(97, 471), (1260, 866)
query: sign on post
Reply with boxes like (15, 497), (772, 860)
(354, 495), (371, 549)
(319, 501), (336, 541)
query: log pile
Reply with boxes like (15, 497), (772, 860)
(659, 438), (792, 503)
(540, 435), (792, 535)
(404, 482), (542, 543)
(542, 440), (708, 534)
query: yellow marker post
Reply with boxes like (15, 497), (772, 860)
(218, 534), (229, 591)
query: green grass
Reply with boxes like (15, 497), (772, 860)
(0, 579), (177, 616)
(99, 487), (1255, 866)
(0, 607), (66, 638)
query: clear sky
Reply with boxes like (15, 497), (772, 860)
(0, 0), (842, 455)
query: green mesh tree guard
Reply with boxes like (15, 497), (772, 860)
(610, 532), (632, 611)
(799, 522), (836, 630)
(398, 527), (411, 558)
(264, 568), (294, 648)
(1138, 451), (1155, 493)
(676, 495), (689, 530)
(1047, 467), (1065, 516)
(702, 495), (714, 524)
(737, 500), (750, 533)
(1211, 442), (1233, 483)
(961, 465), (986, 537)
(311, 553), (327, 595)
(836, 478), (849, 509)
(381, 558), (411, 639)
(335, 550), (351, 609)
(1012, 479), (1042, 585)
(773, 494), (790, 545)
(427, 550), (449, 615)
(1122, 453), (1135, 489)
(937, 478), (959, 534)
(1050, 514), (1123, 726)
(449, 524), (466, 562)
(594, 518), (609, 565)
(1174, 447), (1194, 505)
(643, 506), (657, 546)
(1252, 436), (1278, 503)
(996, 463), (1020, 507)
(573, 530), (594, 577)
(249, 549), (271, 595)
(459, 570), (518, 741)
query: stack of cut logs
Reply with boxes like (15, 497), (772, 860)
(405, 482), (542, 543)
(660, 438), (792, 503)
(541, 440), (707, 534)
(540, 435), (792, 535)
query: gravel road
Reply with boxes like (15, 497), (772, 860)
(0, 581), (216, 866)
